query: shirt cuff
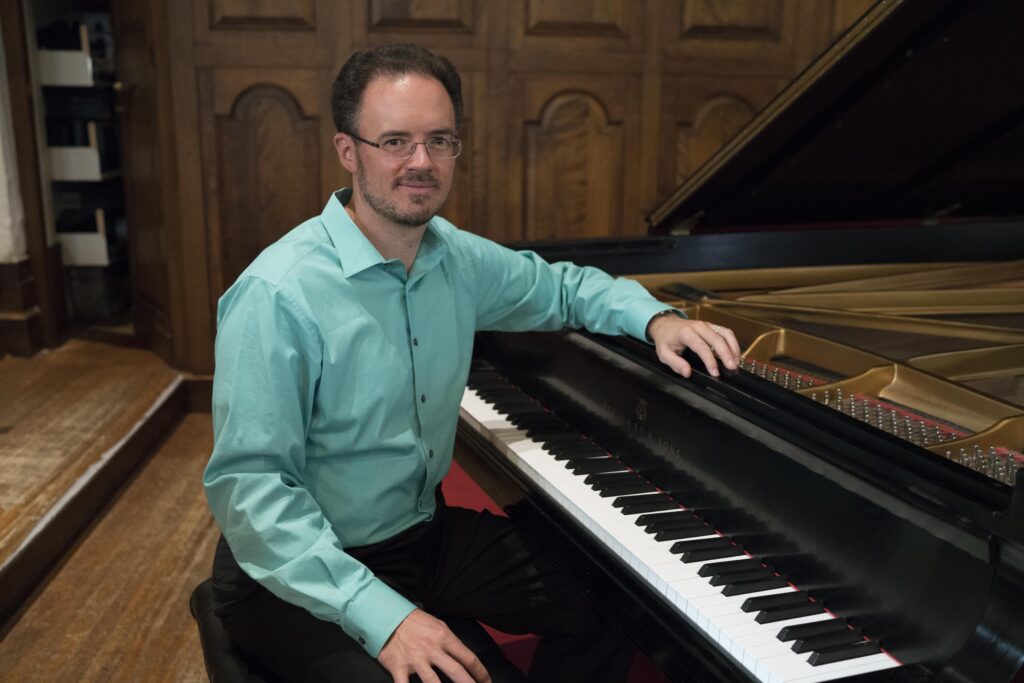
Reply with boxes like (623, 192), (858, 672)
(621, 299), (685, 344)
(342, 578), (418, 658)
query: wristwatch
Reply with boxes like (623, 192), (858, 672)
(645, 308), (686, 342)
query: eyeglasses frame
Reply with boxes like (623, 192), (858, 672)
(347, 132), (462, 159)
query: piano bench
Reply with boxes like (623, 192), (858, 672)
(189, 578), (529, 682)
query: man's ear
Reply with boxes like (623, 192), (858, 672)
(334, 133), (358, 174)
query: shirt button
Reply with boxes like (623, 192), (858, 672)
(357, 636), (366, 645)
(429, 449), (434, 458)
(413, 338), (419, 346)
(421, 394), (426, 403)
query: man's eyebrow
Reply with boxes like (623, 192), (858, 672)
(375, 128), (457, 138)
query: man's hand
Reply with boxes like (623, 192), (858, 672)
(647, 314), (741, 378)
(378, 609), (492, 683)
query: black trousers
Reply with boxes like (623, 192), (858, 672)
(212, 498), (636, 683)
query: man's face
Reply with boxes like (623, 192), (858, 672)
(342, 73), (457, 229)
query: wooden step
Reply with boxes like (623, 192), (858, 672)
(0, 412), (218, 680)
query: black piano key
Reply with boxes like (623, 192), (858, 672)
(778, 618), (848, 642)
(644, 516), (705, 533)
(741, 591), (808, 613)
(708, 566), (773, 586)
(653, 525), (712, 541)
(537, 433), (594, 445)
(596, 481), (654, 497)
(550, 446), (608, 461)
(619, 499), (678, 515)
(585, 472), (638, 487)
(807, 640), (881, 666)
(635, 511), (695, 527)
(683, 546), (745, 563)
(612, 493), (667, 509)
(756, 602), (826, 624)
(791, 628), (863, 654)
(669, 537), (732, 554)
(698, 558), (766, 577)
(671, 537), (745, 563)
(570, 458), (626, 475)
(721, 576), (789, 596)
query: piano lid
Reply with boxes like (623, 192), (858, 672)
(650, 0), (1024, 235)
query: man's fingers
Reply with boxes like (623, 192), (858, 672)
(413, 664), (443, 683)
(434, 651), (484, 683)
(657, 344), (692, 377)
(439, 631), (490, 683)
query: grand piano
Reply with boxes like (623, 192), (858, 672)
(455, 1), (1024, 681)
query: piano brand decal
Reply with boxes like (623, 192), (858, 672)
(600, 400), (682, 460)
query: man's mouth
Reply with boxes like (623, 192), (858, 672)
(395, 175), (437, 189)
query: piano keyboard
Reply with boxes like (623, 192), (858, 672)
(459, 368), (901, 683)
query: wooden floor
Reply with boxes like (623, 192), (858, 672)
(0, 412), (218, 681)
(0, 339), (179, 569)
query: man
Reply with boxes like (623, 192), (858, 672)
(205, 44), (740, 683)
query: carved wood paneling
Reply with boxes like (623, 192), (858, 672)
(132, 0), (860, 371)
(368, 0), (474, 32)
(213, 86), (322, 293)
(675, 95), (756, 184)
(658, 75), (788, 199)
(525, 0), (628, 37)
(680, 0), (782, 40)
(512, 0), (642, 51)
(209, 0), (316, 30)
(524, 92), (624, 241)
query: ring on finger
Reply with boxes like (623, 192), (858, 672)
(712, 325), (722, 334)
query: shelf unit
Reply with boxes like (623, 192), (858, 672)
(35, 8), (128, 318)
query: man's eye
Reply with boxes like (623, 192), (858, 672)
(427, 136), (449, 146)
(381, 138), (407, 148)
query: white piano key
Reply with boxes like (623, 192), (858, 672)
(460, 388), (900, 683)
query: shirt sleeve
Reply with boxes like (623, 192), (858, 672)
(463, 233), (677, 339)
(203, 276), (416, 657)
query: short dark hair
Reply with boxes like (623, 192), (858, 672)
(330, 44), (463, 135)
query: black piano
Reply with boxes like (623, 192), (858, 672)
(455, 0), (1024, 681)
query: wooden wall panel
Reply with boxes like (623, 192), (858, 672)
(131, 0), (874, 371)
(209, 0), (317, 31)
(512, 0), (643, 51)
(353, 0), (488, 49)
(524, 92), (624, 240)
(199, 70), (331, 302)
(368, 0), (474, 32)
(509, 74), (643, 241)
(657, 74), (787, 200)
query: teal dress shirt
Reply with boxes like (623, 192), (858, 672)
(204, 189), (673, 657)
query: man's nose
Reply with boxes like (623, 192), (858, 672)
(405, 142), (435, 168)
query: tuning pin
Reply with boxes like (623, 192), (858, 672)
(906, 418), (915, 444)
(824, 390), (830, 408)
(876, 405), (884, 429)
(959, 448), (968, 465)
(760, 363), (768, 379)
(836, 388), (843, 408)
(771, 367), (779, 384)
(891, 410), (899, 436)
(783, 371), (791, 389)
(944, 450), (953, 460)
(738, 356), (746, 370)
(795, 376), (803, 390)
(849, 396), (856, 417)
(812, 391), (818, 403)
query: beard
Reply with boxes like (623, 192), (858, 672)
(355, 153), (448, 228)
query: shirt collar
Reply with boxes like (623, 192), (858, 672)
(321, 188), (448, 280)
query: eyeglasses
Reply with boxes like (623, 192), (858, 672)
(348, 132), (462, 159)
